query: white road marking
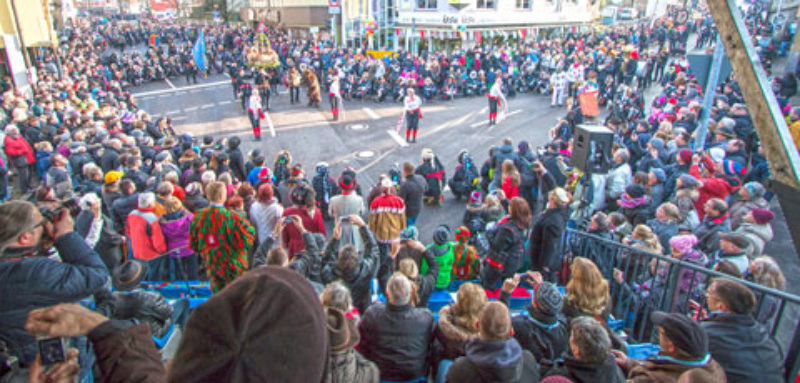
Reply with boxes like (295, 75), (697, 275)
(480, 106), (487, 114)
(200, 104), (214, 109)
(279, 90), (288, 94)
(265, 113), (276, 137)
(387, 130), (409, 147)
(363, 107), (381, 120)
(164, 78), (176, 89)
(184, 106), (199, 112)
(133, 79), (231, 97)
(219, 100), (232, 105)
(470, 109), (522, 128)
(487, 110), (522, 131)
(166, 110), (180, 115)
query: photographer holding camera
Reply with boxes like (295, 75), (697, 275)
(0, 200), (109, 378)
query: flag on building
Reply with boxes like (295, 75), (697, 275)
(193, 30), (206, 73)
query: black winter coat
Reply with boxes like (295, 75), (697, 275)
(702, 312), (784, 383)
(100, 147), (121, 172)
(481, 218), (526, 288)
(358, 302), (434, 381)
(321, 226), (380, 314)
(226, 146), (247, 182)
(529, 208), (568, 273)
(399, 174), (426, 218)
(500, 291), (569, 375)
(546, 355), (625, 383)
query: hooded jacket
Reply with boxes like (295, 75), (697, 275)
(159, 210), (194, 258)
(446, 337), (539, 383)
(434, 305), (480, 363)
(734, 221), (773, 259)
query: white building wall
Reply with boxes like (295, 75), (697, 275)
(396, 0), (592, 29)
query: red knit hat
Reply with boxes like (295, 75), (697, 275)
(339, 173), (356, 191)
(470, 190), (482, 203)
(679, 149), (693, 164)
(455, 226), (471, 243)
(751, 208), (775, 225)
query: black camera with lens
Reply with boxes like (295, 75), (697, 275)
(37, 337), (66, 365)
(39, 198), (81, 223)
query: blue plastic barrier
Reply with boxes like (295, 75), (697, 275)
(428, 290), (454, 312)
(627, 343), (661, 360)
(153, 324), (174, 349)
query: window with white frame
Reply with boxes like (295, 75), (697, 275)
(417, 0), (437, 9)
(476, 0), (495, 9)
(516, 0), (532, 8)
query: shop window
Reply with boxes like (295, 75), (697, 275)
(476, 0), (495, 8)
(516, 0), (532, 8)
(417, 0), (437, 9)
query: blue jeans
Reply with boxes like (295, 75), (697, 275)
(436, 360), (453, 383)
(147, 256), (170, 281)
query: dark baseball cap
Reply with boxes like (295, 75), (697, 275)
(651, 311), (708, 359)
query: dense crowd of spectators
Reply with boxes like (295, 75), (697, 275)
(0, 4), (796, 383)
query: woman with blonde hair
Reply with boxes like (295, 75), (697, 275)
(748, 256), (786, 323)
(500, 159), (520, 199)
(564, 256), (626, 351)
(432, 282), (487, 379)
(564, 256), (610, 318)
(397, 254), (438, 308)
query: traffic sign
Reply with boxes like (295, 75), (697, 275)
(329, 6), (340, 14)
(329, 0), (341, 6)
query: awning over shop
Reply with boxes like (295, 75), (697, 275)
(0, 0), (58, 49)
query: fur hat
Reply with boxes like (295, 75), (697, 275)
(421, 148), (434, 161)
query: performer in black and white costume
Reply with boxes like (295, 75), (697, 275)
(404, 88), (422, 143)
(487, 73), (506, 126)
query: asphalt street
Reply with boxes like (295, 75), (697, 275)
(132, 68), (800, 299)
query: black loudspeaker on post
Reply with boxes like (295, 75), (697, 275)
(572, 125), (614, 174)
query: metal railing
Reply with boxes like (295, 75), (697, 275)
(560, 228), (800, 380)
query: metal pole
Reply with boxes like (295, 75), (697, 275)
(341, 0), (347, 48)
(412, 17), (416, 55)
(695, 35), (724, 151)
